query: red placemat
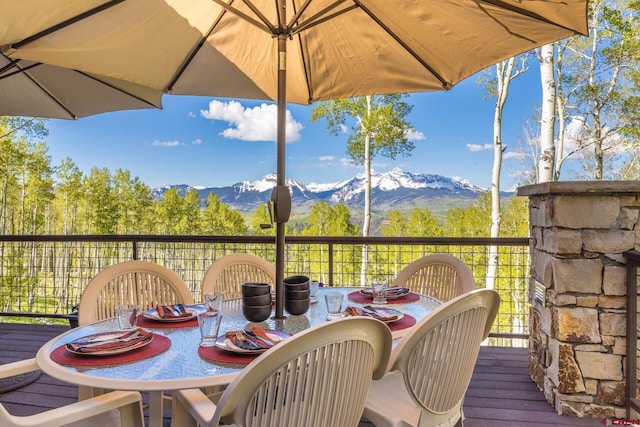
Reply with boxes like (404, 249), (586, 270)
(347, 291), (420, 305)
(136, 315), (198, 329)
(388, 314), (416, 331)
(198, 345), (260, 365)
(50, 334), (171, 367)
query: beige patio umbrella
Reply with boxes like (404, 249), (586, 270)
(0, 54), (162, 119)
(0, 0), (589, 318)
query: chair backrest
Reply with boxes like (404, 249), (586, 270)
(78, 260), (194, 325)
(390, 289), (500, 426)
(214, 317), (392, 427)
(392, 253), (475, 302)
(201, 253), (275, 300)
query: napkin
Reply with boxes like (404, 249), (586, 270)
(156, 304), (191, 319)
(346, 305), (399, 322)
(225, 326), (275, 350)
(66, 328), (152, 353)
(360, 286), (409, 297)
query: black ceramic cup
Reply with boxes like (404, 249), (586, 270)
(241, 282), (271, 297)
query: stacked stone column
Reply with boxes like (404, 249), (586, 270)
(518, 182), (640, 419)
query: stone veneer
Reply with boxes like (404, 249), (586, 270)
(517, 181), (640, 419)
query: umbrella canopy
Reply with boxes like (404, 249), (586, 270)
(0, 54), (163, 119)
(0, 0), (589, 318)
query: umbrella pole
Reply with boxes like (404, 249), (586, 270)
(274, 30), (288, 320)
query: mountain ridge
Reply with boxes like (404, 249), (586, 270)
(151, 168), (512, 213)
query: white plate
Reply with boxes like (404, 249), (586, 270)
(143, 305), (202, 322)
(214, 330), (290, 354)
(348, 307), (404, 324)
(65, 330), (153, 356)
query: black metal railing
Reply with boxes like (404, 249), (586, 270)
(0, 235), (530, 344)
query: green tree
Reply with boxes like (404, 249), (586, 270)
(406, 207), (441, 237)
(81, 167), (118, 234)
(53, 158), (84, 234)
(17, 140), (54, 234)
(202, 193), (247, 235)
(555, 0), (640, 180)
(311, 94), (415, 285)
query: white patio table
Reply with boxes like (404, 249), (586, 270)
(36, 287), (441, 427)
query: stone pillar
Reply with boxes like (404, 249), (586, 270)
(517, 181), (640, 419)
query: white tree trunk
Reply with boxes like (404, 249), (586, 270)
(538, 43), (556, 183)
(360, 96), (373, 287)
(487, 59), (516, 290)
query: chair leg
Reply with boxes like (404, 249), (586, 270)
(171, 393), (198, 427)
(118, 400), (145, 427)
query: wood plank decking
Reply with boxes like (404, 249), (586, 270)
(0, 323), (605, 426)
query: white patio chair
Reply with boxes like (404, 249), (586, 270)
(77, 260), (194, 400)
(392, 254), (475, 302)
(78, 260), (194, 326)
(201, 253), (275, 301)
(0, 358), (144, 427)
(362, 288), (500, 427)
(171, 316), (392, 427)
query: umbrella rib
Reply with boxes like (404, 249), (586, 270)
(290, 1), (359, 36)
(11, 0), (124, 49)
(169, 0), (275, 92)
(167, 1), (238, 92)
(5, 59), (77, 119)
(355, 2), (452, 90)
(480, 0), (588, 36)
(78, 70), (162, 109)
(210, 0), (274, 33)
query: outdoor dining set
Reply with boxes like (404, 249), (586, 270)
(0, 253), (500, 427)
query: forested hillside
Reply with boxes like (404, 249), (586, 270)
(0, 117), (528, 238)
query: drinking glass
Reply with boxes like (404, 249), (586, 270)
(324, 292), (344, 320)
(371, 282), (388, 304)
(198, 311), (223, 347)
(115, 304), (138, 330)
(310, 280), (320, 303)
(204, 291), (224, 314)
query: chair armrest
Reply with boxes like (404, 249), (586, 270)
(23, 390), (143, 427)
(173, 388), (218, 426)
(0, 358), (39, 379)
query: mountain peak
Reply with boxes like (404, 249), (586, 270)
(151, 168), (493, 212)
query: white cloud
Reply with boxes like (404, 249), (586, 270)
(201, 100), (303, 143)
(504, 151), (524, 159)
(318, 155), (336, 161)
(151, 140), (181, 147)
(405, 129), (426, 141)
(192, 139), (202, 145)
(563, 116), (626, 155)
(467, 143), (492, 152)
(188, 111), (196, 118)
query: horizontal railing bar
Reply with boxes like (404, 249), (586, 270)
(0, 234), (529, 246)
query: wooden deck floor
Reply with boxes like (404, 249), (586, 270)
(0, 323), (604, 427)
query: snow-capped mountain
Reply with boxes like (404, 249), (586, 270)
(151, 168), (500, 212)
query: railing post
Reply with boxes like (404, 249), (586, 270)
(133, 241), (138, 260)
(328, 242), (334, 286)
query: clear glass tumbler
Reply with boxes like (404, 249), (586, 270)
(324, 292), (344, 320)
(371, 283), (388, 304)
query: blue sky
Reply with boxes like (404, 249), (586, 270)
(45, 67), (544, 191)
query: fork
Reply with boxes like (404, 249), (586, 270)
(234, 331), (260, 350)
